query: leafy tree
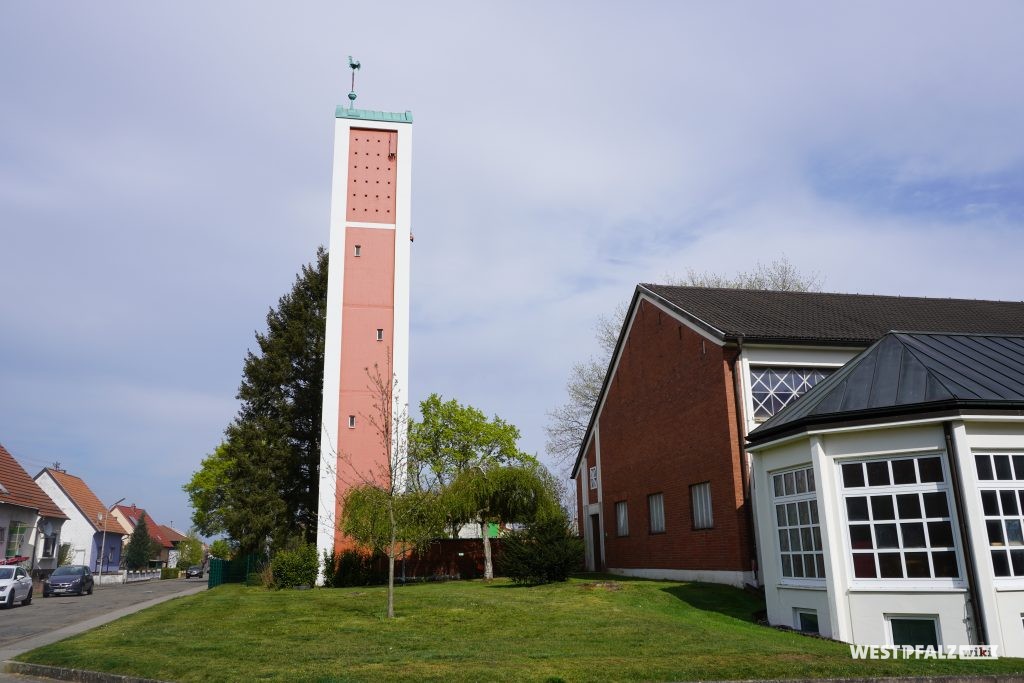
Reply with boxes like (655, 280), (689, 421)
(184, 248), (327, 553)
(209, 539), (233, 560)
(339, 364), (445, 617)
(446, 464), (557, 580)
(408, 394), (536, 536)
(545, 256), (822, 468)
(175, 532), (205, 569)
(183, 443), (231, 538)
(124, 513), (156, 570)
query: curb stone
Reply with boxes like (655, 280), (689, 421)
(3, 661), (168, 682)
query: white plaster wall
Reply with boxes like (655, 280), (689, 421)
(753, 422), (962, 644)
(777, 587), (832, 634)
(963, 420), (1024, 657)
(847, 591), (970, 647)
(750, 437), (834, 634)
(35, 473), (95, 567)
(821, 424), (945, 459)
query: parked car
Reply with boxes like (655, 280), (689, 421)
(0, 566), (33, 608)
(43, 565), (94, 597)
(185, 565), (203, 578)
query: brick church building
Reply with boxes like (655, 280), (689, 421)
(571, 284), (1024, 587)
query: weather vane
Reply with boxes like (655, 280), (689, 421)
(348, 56), (361, 108)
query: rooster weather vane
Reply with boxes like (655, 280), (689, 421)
(347, 56), (360, 108)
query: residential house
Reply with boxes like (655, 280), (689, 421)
(34, 467), (125, 573)
(571, 285), (1024, 587)
(0, 443), (68, 575)
(110, 504), (174, 568)
(747, 332), (1024, 655)
(158, 524), (187, 568)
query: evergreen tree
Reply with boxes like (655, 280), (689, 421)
(124, 513), (155, 570)
(184, 248), (327, 553)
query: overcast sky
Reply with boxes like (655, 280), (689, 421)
(2, 3), (1023, 533)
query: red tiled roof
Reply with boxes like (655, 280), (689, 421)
(114, 504), (173, 549)
(158, 525), (187, 544)
(40, 468), (124, 534)
(0, 443), (67, 520)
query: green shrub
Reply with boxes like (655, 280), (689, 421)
(499, 515), (584, 585)
(160, 567), (180, 580)
(322, 549), (387, 587)
(270, 543), (318, 589)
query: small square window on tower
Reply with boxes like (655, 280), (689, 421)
(354, 245), (362, 257)
(376, 329), (384, 341)
(347, 415), (356, 428)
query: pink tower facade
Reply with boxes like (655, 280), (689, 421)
(317, 107), (413, 576)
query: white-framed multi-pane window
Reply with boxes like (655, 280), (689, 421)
(690, 482), (713, 530)
(648, 493), (665, 534)
(975, 453), (1024, 578)
(749, 367), (834, 420)
(772, 465), (824, 580)
(615, 501), (629, 536)
(5, 521), (27, 558)
(589, 466), (598, 491)
(840, 454), (961, 582)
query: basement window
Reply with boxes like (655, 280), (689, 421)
(795, 609), (819, 634)
(887, 616), (939, 648)
(347, 415), (356, 428)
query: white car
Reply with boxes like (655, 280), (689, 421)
(0, 566), (33, 608)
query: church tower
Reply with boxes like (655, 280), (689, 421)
(317, 63), (412, 577)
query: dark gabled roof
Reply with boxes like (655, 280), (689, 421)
(0, 444), (68, 520)
(641, 285), (1024, 345)
(748, 332), (1024, 445)
(570, 285), (1024, 479)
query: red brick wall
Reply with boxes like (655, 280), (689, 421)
(596, 299), (751, 573)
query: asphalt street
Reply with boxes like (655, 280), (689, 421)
(0, 577), (205, 681)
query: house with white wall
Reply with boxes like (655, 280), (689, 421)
(0, 444), (67, 576)
(34, 467), (124, 574)
(747, 332), (1024, 655)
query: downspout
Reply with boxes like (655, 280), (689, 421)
(943, 421), (987, 645)
(730, 336), (758, 586)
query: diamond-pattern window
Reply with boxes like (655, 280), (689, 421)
(750, 367), (833, 420)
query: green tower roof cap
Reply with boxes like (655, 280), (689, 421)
(335, 107), (413, 123)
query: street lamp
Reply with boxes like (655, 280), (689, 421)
(98, 497), (126, 582)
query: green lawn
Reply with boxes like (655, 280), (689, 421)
(17, 576), (1024, 682)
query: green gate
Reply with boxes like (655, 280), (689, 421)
(207, 554), (262, 588)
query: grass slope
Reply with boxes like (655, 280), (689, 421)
(17, 577), (1024, 682)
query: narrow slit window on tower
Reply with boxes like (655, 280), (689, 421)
(376, 329), (384, 342)
(354, 244), (361, 257)
(347, 415), (356, 428)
